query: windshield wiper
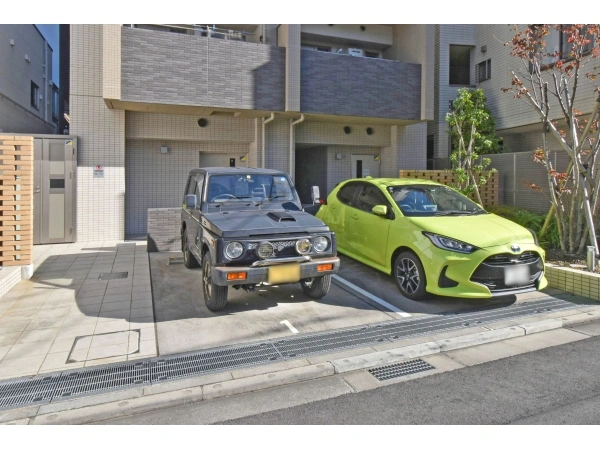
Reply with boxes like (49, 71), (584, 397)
(434, 210), (483, 216)
(255, 195), (288, 207)
(212, 196), (252, 206)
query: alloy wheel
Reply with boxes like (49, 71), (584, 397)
(396, 258), (420, 294)
(203, 259), (212, 298)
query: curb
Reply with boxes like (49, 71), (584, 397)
(2, 308), (600, 425)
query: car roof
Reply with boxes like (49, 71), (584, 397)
(344, 177), (444, 188)
(189, 167), (288, 176)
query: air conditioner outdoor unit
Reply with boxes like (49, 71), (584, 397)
(348, 48), (364, 57)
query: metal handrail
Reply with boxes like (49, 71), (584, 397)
(128, 24), (255, 40)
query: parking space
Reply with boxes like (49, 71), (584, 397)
(149, 251), (581, 357)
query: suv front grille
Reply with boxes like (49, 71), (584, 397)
(483, 251), (538, 266)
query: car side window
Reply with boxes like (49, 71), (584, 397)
(337, 184), (360, 206)
(183, 176), (193, 204)
(186, 174), (198, 207)
(355, 184), (390, 214)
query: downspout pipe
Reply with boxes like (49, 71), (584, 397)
(262, 113), (275, 168)
(289, 114), (305, 179)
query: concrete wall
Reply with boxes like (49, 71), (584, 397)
(0, 25), (55, 133)
(300, 50), (421, 120)
(70, 25), (126, 241)
(121, 27), (285, 111)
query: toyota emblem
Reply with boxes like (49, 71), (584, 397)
(511, 244), (520, 252)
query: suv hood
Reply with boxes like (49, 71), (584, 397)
(203, 210), (331, 238)
(408, 213), (535, 248)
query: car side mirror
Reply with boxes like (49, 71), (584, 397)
(372, 205), (388, 217)
(185, 194), (197, 209)
(311, 186), (320, 204)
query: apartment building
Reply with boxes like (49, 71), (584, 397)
(427, 24), (597, 210)
(68, 24), (435, 241)
(0, 24), (57, 134)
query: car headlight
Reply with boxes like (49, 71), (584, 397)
(225, 242), (244, 259)
(527, 228), (539, 246)
(313, 236), (329, 252)
(257, 242), (274, 259)
(295, 238), (311, 255)
(423, 232), (477, 254)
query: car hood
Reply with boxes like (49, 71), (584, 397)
(203, 209), (331, 238)
(408, 213), (535, 248)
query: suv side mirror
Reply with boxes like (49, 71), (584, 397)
(311, 186), (320, 204)
(185, 194), (197, 209)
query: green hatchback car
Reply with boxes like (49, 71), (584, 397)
(316, 178), (548, 300)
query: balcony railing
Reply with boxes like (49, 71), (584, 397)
(126, 24), (254, 42)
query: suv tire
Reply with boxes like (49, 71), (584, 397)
(182, 229), (199, 269)
(300, 275), (331, 299)
(202, 252), (228, 311)
(394, 251), (427, 300)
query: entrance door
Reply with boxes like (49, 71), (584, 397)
(351, 154), (380, 178)
(33, 138), (77, 244)
(199, 152), (248, 168)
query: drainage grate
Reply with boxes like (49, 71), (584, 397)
(98, 272), (129, 281)
(0, 297), (582, 411)
(52, 361), (150, 401)
(150, 343), (281, 382)
(0, 374), (60, 410)
(369, 359), (435, 381)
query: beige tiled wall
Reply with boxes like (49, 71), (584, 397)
(545, 265), (600, 301)
(278, 25), (301, 112)
(102, 24), (121, 100)
(71, 25), (126, 241)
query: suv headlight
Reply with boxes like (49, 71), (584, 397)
(225, 242), (244, 259)
(423, 232), (477, 254)
(313, 236), (329, 252)
(296, 238), (311, 255)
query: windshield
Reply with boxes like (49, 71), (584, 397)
(387, 184), (486, 217)
(207, 174), (296, 203)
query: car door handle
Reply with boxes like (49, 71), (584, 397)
(351, 214), (359, 220)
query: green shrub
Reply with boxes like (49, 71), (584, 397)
(486, 204), (560, 249)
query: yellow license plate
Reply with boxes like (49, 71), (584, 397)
(268, 263), (301, 284)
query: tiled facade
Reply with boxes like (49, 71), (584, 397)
(70, 24), (435, 239)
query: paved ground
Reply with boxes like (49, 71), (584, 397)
(0, 241), (156, 380)
(1, 243), (596, 383)
(96, 320), (600, 425)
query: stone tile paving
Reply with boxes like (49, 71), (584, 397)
(0, 241), (157, 380)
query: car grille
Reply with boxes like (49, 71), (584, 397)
(483, 251), (539, 266)
(470, 251), (543, 293)
(247, 240), (298, 259)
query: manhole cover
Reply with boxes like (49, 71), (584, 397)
(68, 330), (141, 363)
(368, 359), (435, 382)
(98, 272), (129, 280)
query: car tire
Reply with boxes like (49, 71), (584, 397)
(182, 229), (199, 269)
(394, 251), (427, 300)
(300, 275), (331, 299)
(202, 252), (228, 311)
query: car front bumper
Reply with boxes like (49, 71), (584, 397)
(212, 256), (340, 286)
(421, 242), (548, 298)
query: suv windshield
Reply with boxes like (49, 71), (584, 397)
(388, 184), (486, 217)
(207, 174), (296, 203)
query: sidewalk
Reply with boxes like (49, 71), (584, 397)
(0, 241), (157, 380)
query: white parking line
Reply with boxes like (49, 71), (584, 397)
(332, 275), (412, 317)
(280, 320), (299, 334)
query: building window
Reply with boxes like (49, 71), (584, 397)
(477, 59), (491, 82)
(52, 85), (59, 122)
(449, 45), (472, 85)
(364, 51), (380, 58)
(316, 46), (331, 53)
(31, 81), (39, 109)
(169, 27), (187, 34)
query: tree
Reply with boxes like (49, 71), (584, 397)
(446, 88), (499, 205)
(503, 25), (600, 255)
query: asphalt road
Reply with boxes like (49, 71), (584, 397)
(221, 334), (600, 425)
(99, 331), (600, 425)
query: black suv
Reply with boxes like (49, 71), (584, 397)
(181, 167), (340, 311)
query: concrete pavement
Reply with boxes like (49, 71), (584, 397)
(0, 241), (157, 380)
